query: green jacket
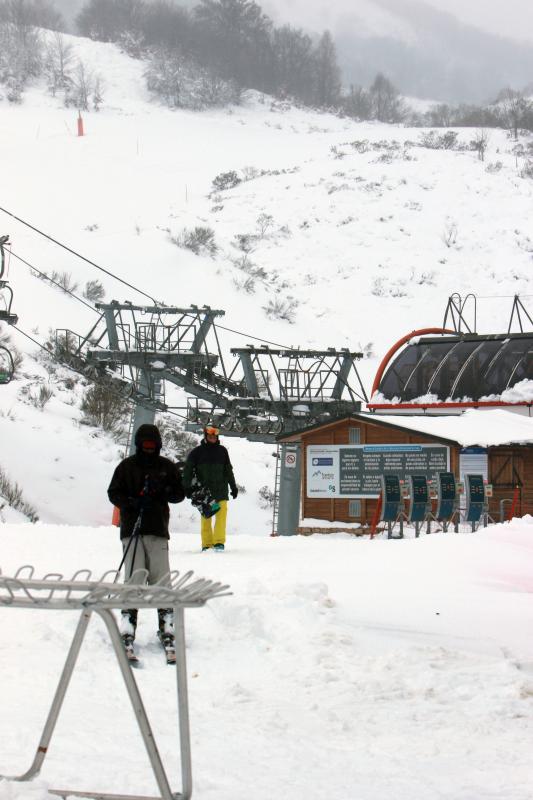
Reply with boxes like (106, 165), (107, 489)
(183, 439), (237, 501)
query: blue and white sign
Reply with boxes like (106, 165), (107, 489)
(307, 444), (449, 498)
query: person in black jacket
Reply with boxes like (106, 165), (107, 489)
(182, 424), (238, 552)
(107, 423), (184, 644)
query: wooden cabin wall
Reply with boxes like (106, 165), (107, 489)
(301, 419), (460, 525)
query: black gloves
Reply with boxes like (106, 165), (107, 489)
(127, 494), (153, 512)
(231, 487), (238, 499)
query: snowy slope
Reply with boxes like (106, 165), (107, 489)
(0, 520), (532, 800)
(0, 32), (533, 525)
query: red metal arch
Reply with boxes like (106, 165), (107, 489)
(370, 327), (456, 400)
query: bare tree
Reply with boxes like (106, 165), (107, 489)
(496, 88), (531, 140)
(471, 129), (489, 161)
(64, 60), (103, 111)
(428, 103), (452, 127)
(343, 84), (372, 120)
(369, 72), (405, 123)
(44, 31), (73, 96)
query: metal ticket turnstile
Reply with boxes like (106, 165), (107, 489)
(380, 474), (406, 539)
(435, 471), (461, 532)
(464, 473), (488, 530)
(407, 475), (431, 537)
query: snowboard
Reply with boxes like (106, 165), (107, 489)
(189, 474), (220, 518)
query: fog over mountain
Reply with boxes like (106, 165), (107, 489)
(54, 0), (533, 103)
(264, 0), (533, 102)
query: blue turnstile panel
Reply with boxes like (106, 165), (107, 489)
(465, 474), (486, 523)
(408, 475), (429, 522)
(380, 474), (403, 522)
(436, 471), (456, 520)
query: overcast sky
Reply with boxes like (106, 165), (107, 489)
(264, 0), (533, 43)
(424, 0), (533, 41)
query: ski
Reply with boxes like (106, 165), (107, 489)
(122, 635), (141, 667)
(158, 631), (176, 665)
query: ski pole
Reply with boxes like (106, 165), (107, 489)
(114, 509), (143, 580)
(115, 475), (151, 581)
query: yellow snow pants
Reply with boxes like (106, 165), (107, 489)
(201, 500), (228, 548)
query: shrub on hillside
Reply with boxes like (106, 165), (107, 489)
(212, 171), (241, 192)
(83, 279), (105, 303)
(0, 18), (43, 101)
(22, 382), (54, 410)
(519, 160), (533, 179)
(145, 48), (240, 111)
(262, 297), (298, 323)
(156, 418), (198, 461)
(80, 380), (130, 436)
(0, 328), (23, 374)
(418, 131), (459, 150)
(258, 484), (275, 509)
(171, 226), (217, 257)
(64, 61), (104, 111)
(0, 464), (39, 522)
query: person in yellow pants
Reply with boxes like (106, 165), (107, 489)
(201, 499), (228, 550)
(183, 425), (238, 552)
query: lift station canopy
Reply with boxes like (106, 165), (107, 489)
(375, 332), (533, 405)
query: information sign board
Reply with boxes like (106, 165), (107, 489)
(307, 444), (449, 498)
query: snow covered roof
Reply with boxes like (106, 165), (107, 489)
(279, 409), (533, 448)
(362, 409), (533, 447)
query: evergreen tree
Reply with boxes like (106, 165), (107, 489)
(77, 0), (144, 42)
(271, 25), (314, 102)
(194, 0), (272, 88)
(312, 31), (340, 108)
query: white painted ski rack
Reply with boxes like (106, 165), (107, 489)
(0, 565), (231, 800)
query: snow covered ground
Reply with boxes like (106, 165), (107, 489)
(0, 518), (532, 800)
(1, 34), (533, 798)
(1, 32), (533, 525)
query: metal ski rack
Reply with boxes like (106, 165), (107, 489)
(0, 565), (231, 800)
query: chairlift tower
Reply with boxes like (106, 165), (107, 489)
(56, 301), (368, 445)
(191, 345), (367, 438)
(56, 302), (224, 452)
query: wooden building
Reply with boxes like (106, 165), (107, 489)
(276, 410), (533, 534)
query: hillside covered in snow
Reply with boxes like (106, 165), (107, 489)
(0, 30), (532, 528)
(0, 26), (532, 800)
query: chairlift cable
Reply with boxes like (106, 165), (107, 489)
(0, 206), (157, 304)
(9, 250), (98, 313)
(10, 324), (188, 423)
(1, 206), (295, 349)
